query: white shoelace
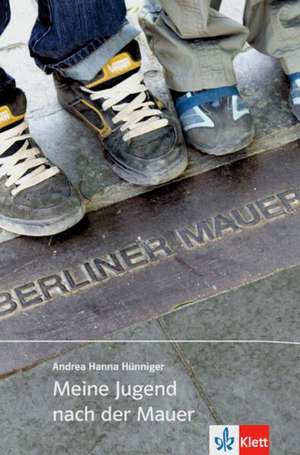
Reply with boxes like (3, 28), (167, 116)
(0, 121), (59, 196)
(82, 73), (169, 141)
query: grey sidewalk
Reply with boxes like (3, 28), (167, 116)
(0, 265), (299, 455)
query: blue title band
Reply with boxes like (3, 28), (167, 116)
(176, 86), (239, 115)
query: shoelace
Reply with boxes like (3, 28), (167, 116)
(82, 72), (169, 141)
(0, 121), (59, 196)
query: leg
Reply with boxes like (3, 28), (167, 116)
(0, 69), (16, 99)
(0, 0), (85, 236)
(245, 0), (300, 120)
(31, 0), (187, 186)
(0, 0), (17, 100)
(245, 0), (300, 76)
(0, 0), (10, 33)
(29, 0), (137, 78)
(140, 0), (249, 92)
(140, 0), (255, 155)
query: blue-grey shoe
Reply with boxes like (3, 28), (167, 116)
(289, 73), (300, 122)
(175, 86), (255, 156)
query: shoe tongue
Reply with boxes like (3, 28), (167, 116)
(0, 105), (25, 133)
(84, 45), (141, 91)
(0, 89), (26, 134)
(0, 92), (27, 159)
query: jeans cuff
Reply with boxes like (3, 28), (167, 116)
(62, 23), (140, 81)
(34, 21), (139, 76)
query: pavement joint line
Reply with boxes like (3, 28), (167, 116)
(0, 342), (90, 381)
(156, 318), (223, 425)
(28, 107), (63, 120)
(0, 340), (299, 344)
(168, 262), (300, 316)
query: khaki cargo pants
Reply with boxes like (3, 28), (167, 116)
(140, 0), (300, 91)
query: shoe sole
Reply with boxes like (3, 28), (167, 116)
(58, 96), (188, 186)
(104, 149), (188, 186)
(0, 203), (86, 237)
(189, 127), (255, 157)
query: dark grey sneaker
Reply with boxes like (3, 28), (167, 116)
(174, 87), (255, 156)
(54, 41), (187, 186)
(0, 88), (85, 236)
(289, 73), (300, 121)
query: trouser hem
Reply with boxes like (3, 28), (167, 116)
(63, 23), (140, 82)
(165, 65), (237, 92)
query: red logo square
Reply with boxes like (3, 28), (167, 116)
(240, 425), (270, 454)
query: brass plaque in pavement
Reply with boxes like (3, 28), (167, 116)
(1, 141), (300, 374)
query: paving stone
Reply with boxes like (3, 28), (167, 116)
(161, 266), (300, 455)
(0, 323), (215, 455)
(0, 266), (298, 454)
(1, 141), (300, 373)
(161, 265), (300, 342)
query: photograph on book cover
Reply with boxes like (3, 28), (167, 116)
(0, 0), (299, 454)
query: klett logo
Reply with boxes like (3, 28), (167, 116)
(215, 427), (235, 452)
(210, 425), (270, 455)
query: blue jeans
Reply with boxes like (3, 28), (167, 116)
(0, 0), (138, 94)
